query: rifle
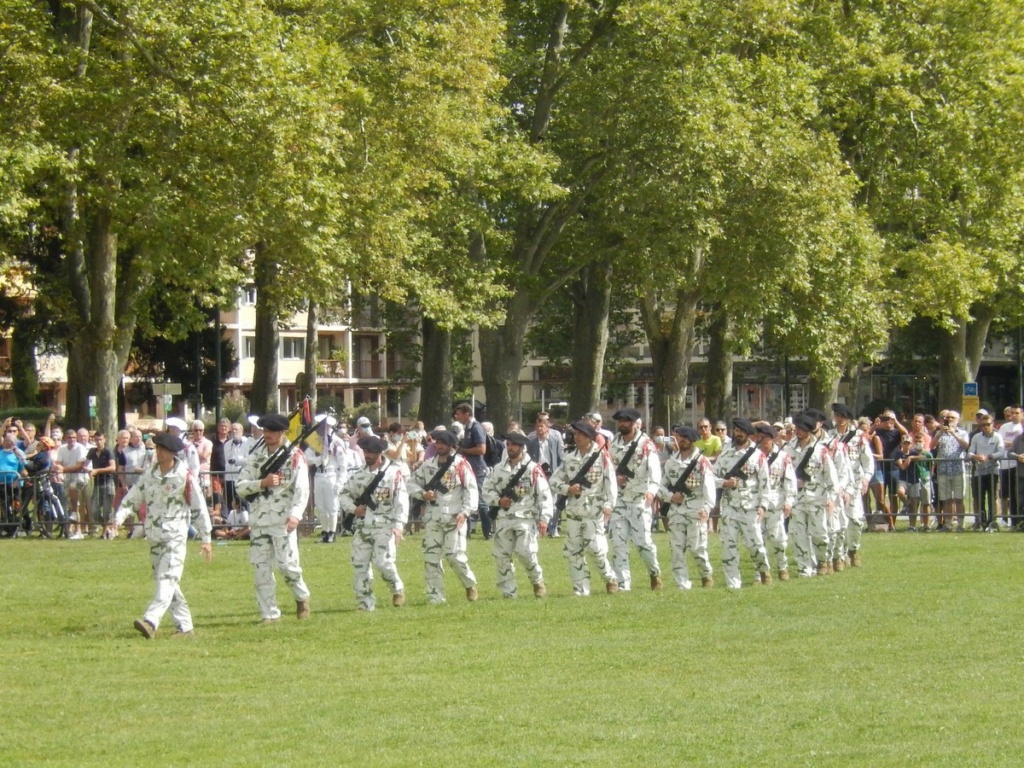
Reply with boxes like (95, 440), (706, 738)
(354, 464), (388, 511)
(567, 448), (604, 490)
(723, 445), (758, 481)
(668, 451), (702, 499)
(489, 461), (531, 519)
(615, 436), (641, 479)
(794, 439), (817, 484)
(243, 418), (323, 502)
(422, 454), (456, 497)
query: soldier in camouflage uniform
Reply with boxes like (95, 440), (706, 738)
(832, 403), (873, 567)
(657, 426), (715, 590)
(340, 435), (408, 610)
(408, 430), (479, 604)
(814, 410), (851, 572)
(607, 408), (663, 591)
(784, 413), (838, 577)
(482, 432), (553, 598)
(714, 418), (772, 588)
(114, 432), (212, 639)
(755, 423), (795, 581)
(235, 414), (312, 622)
(549, 420), (619, 596)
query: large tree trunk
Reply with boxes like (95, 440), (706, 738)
(568, 257), (613, 417)
(704, 307), (733, 423)
(250, 242), (280, 414)
(639, 285), (700, 430)
(419, 316), (453, 428)
(937, 308), (995, 411)
(302, 300), (318, 411)
(479, 290), (533, 433)
(10, 318), (39, 406)
(808, 372), (842, 413)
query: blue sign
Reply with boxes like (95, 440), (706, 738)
(963, 382), (978, 397)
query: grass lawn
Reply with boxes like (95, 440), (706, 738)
(1, 528), (1022, 767)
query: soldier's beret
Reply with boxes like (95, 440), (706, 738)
(831, 403), (855, 419)
(503, 432), (529, 447)
(671, 425), (699, 442)
(612, 407), (642, 422)
(429, 429), (459, 447)
(153, 432), (185, 453)
(754, 424), (776, 438)
(164, 417), (188, 432)
(793, 414), (816, 432)
(731, 418), (755, 435)
(804, 408), (827, 424)
(571, 420), (598, 440)
(258, 413), (290, 432)
(358, 436), (389, 453)
(822, 418), (835, 432)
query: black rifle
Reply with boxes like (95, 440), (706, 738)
(422, 454), (456, 496)
(615, 436), (641, 479)
(723, 445), (758, 481)
(668, 451), (702, 499)
(243, 419), (322, 502)
(489, 461), (531, 519)
(354, 464), (388, 511)
(794, 439), (817, 483)
(567, 449), (604, 490)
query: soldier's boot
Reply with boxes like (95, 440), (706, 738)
(650, 573), (663, 591)
(833, 557), (845, 572)
(533, 582), (546, 598)
(325, 532), (336, 544)
(605, 581), (619, 594)
(296, 600), (311, 620)
(318, 531), (329, 543)
(701, 576), (714, 588)
(466, 586), (479, 602)
(392, 592), (406, 607)
(850, 550), (862, 567)
(172, 629), (195, 639)
(816, 561), (829, 576)
(133, 618), (156, 640)
(760, 571), (772, 586)
(778, 570), (790, 582)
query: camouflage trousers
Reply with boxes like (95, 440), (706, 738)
(143, 531), (193, 632)
(562, 517), (615, 596)
(826, 494), (849, 562)
(760, 505), (789, 575)
(249, 530), (310, 620)
(491, 517), (544, 598)
(789, 500), (830, 576)
(844, 494), (866, 553)
(351, 525), (403, 610)
(608, 499), (660, 590)
(313, 474), (340, 534)
(719, 500), (769, 589)
(665, 510), (712, 589)
(422, 517), (477, 604)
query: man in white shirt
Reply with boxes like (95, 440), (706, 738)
(997, 405), (1023, 527)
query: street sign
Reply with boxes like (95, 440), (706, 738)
(88, 395), (97, 418)
(963, 382), (979, 397)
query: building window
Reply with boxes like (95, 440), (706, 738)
(281, 337), (305, 360)
(242, 286), (257, 306)
(243, 336), (256, 359)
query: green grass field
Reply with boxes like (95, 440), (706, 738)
(1, 528), (1023, 767)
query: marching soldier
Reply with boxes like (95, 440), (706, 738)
(549, 420), (619, 596)
(114, 432), (211, 639)
(657, 426), (715, 590)
(607, 408), (663, 591)
(714, 418), (772, 588)
(408, 430), (479, 604)
(756, 423), (795, 581)
(235, 414), (312, 623)
(339, 435), (408, 610)
(482, 432), (553, 598)
(832, 403), (873, 567)
(308, 416), (350, 544)
(784, 413), (838, 577)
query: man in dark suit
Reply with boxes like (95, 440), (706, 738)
(527, 415), (565, 536)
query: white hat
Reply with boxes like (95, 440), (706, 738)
(356, 416), (372, 427)
(976, 409), (989, 418)
(165, 417), (188, 431)
(325, 415), (338, 427)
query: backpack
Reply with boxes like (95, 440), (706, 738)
(484, 434), (503, 468)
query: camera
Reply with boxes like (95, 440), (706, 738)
(943, 417), (952, 426)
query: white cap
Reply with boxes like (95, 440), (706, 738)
(976, 409), (989, 418)
(165, 417), (188, 431)
(356, 416), (372, 427)
(247, 414), (263, 429)
(325, 415), (338, 427)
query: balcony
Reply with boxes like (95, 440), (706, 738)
(351, 359), (383, 379)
